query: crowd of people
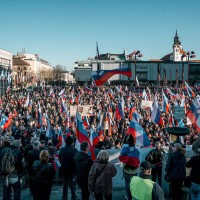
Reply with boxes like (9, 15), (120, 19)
(0, 83), (199, 200)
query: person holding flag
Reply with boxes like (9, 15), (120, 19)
(119, 134), (140, 200)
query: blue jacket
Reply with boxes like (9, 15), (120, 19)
(165, 150), (186, 181)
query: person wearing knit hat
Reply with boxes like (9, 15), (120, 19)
(130, 161), (165, 200)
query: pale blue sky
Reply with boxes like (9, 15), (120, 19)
(1, 0), (200, 71)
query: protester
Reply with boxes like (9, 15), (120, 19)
(130, 161), (165, 200)
(165, 143), (186, 200)
(27, 140), (41, 175)
(119, 134), (140, 200)
(74, 141), (93, 200)
(0, 82), (199, 199)
(186, 147), (200, 200)
(2, 140), (24, 200)
(94, 141), (105, 157)
(88, 150), (117, 200)
(31, 150), (55, 200)
(146, 141), (163, 185)
(59, 135), (78, 200)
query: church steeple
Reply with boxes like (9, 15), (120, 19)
(174, 30), (181, 46)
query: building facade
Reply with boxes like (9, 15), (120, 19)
(0, 48), (12, 95)
(14, 52), (53, 85)
(74, 31), (200, 84)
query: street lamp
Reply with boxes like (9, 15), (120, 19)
(129, 50), (143, 83)
(182, 51), (196, 82)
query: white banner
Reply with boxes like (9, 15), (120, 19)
(70, 106), (77, 117)
(141, 100), (153, 108)
(70, 105), (93, 117)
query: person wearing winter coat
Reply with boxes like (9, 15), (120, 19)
(74, 141), (93, 200)
(165, 143), (186, 200)
(186, 148), (200, 200)
(88, 150), (117, 200)
(31, 150), (55, 200)
(130, 161), (165, 200)
(59, 136), (78, 200)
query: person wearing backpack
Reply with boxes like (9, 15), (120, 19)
(1, 140), (24, 200)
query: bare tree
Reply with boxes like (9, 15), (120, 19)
(52, 65), (68, 86)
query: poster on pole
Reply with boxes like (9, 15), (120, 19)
(70, 105), (93, 117)
(141, 100), (153, 108)
(174, 106), (185, 121)
(70, 106), (77, 117)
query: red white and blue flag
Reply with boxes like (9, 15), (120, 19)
(136, 76), (139, 87)
(59, 88), (65, 97)
(119, 144), (140, 168)
(83, 116), (90, 128)
(187, 97), (200, 132)
(76, 111), (96, 160)
(60, 98), (67, 114)
(89, 128), (100, 147)
(116, 98), (125, 120)
(185, 81), (195, 97)
(38, 102), (43, 127)
(57, 128), (65, 148)
(91, 68), (132, 86)
(127, 119), (150, 147)
(25, 93), (30, 107)
(162, 90), (169, 114)
(46, 116), (51, 137)
(84, 85), (92, 93)
(151, 100), (163, 126)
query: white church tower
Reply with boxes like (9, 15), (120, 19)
(173, 30), (187, 62)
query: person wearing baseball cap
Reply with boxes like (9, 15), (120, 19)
(130, 161), (164, 200)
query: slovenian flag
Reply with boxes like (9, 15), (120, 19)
(127, 119), (150, 147)
(76, 110), (96, 160)
(151, 100), (163, 126)
(91, 68), (132, 86)
(185, 81), (195, 97)
(187, 97), (200, 132)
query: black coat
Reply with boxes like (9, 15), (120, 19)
(165, 150), (186, 181)
(59, 144), (78, 176)
(27, 149), (40, 173)
(74, 151), (93, 186)
(31, 160), (55, 189)
(186, 155), (200, 185)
